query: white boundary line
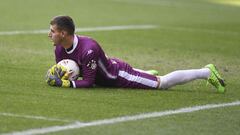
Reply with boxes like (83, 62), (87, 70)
(0, 112), (74, 123)
(0, 25), (157, 36)
(157, 25), (240, 36)
(2, 101), (240, 135)
(0, 25), (239, 36)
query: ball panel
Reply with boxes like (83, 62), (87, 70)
(57, 59), (80, 81)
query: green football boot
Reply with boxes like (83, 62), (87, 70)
(146, 70), (159, 76)
(205, 64), (226, 93)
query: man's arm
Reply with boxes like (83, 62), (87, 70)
(55, 46), (62, 63)
(47, 50), (98, 88)
(71, 49), (98, 88)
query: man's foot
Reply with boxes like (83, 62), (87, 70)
(205, 64), (226, 93)
(146, 70), (159, 76)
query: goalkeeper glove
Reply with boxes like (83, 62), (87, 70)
(46, 65), (71, 88)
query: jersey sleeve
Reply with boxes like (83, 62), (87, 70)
(55, 46), (62, 63)
(72, 49), (98, 88)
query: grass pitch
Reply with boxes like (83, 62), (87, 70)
(0, 0), (240, 134)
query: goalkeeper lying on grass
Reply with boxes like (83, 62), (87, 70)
(46, 15), (226, 93)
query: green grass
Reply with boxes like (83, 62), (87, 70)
(49, 106), (240, 135)
(0, 0), (240, 134)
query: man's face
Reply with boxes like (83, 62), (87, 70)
(48, 24), (63, 45)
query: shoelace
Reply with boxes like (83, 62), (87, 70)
(208, 77), (219, 88)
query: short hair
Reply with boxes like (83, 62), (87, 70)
(50, 15), (75, 35)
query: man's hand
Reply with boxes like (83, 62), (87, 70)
(46, 65), (71, 87)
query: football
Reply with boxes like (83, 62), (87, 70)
(57, 59), (80, 81)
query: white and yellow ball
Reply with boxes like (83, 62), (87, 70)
(57, 59), (80, 81)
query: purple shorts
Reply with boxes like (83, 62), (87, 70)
(115, 61), (159, 89)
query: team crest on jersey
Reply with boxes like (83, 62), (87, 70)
(87, 60), (97, 70)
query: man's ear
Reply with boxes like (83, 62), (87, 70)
(61, 31), (66, 38)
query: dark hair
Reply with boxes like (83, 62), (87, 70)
(50, 15), (75, 35)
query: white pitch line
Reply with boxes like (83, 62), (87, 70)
(157, 25), (240, 36)
(0, 25), (157, 36)
(2, 101), (240, 135)
(0, 25), (239, 36)
(75, 25), (157, 32)
(0, 112), (74, 123)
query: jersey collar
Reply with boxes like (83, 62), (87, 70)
(65, 35), (78, 54)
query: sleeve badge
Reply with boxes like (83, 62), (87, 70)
(87, 60), (97, 70)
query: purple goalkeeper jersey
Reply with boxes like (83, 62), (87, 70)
(55, 35), (158, 89)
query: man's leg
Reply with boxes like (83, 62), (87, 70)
(116, 65), (159, 89)
(159, 68), (210, 89)
(158, 64), (225, 92)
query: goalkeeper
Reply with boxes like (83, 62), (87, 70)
(46, 15), (225, 93)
